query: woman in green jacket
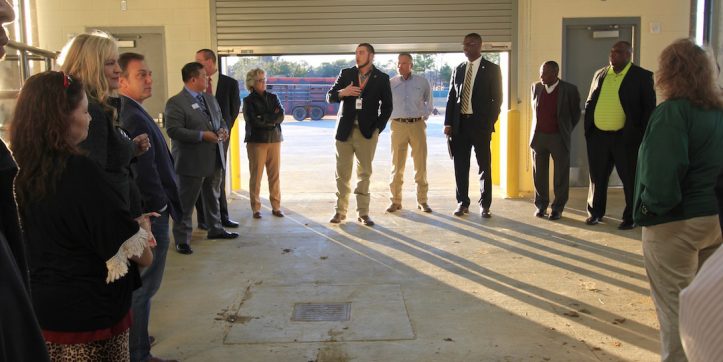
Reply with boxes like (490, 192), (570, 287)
(633, 38), (723, 362)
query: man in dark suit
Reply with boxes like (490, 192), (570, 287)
(530, 61), (581, 221)
(327, 43), (393, 226)
(119, 52), (180, 362)
(584, 41), (656, 230)
(444, 33), (503, 218)
(165, 62), (238, 255)
(193, 49), (240, 229)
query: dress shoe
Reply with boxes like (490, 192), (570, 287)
(329, 213), (346, 224)
(222, 219), (239, 228)
(418, 203), (432, 213)
(149, 335), (156, 346)
(618, 220), (636, 230)
(148, 356), (178, 362)
(548, 211), (562, 220)
(585, 216), (602, 225)
(386, 203), (402, 213)
(175, 244), (193, 255)
(453, 205), (469, 216)
(253, 212), (262, 219)
(197, 223), (208, 230)
(207, 230), (239, 239)
(534, 209), (547, 218)
(358, 215), (375, 226)
(272, 210), (284, 217)
(480, 209), (492, 218)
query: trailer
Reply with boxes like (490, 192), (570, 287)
(266, 77), (339, 121)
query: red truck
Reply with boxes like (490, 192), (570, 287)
(266, 77), (339, 121)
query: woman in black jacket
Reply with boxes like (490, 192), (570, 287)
(243, 68), (285, 219)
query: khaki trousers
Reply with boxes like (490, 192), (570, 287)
(642, 215), (722, 362)
(389, 120), (429, 204)
(335, 126), (379, 216)
(247, 142), (281, 213)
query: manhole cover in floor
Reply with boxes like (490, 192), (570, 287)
(292, 302), (351, 321)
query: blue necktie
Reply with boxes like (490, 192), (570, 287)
(196, 94), (209, 115)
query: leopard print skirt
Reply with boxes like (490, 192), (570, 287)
(45, 330), (129, 362)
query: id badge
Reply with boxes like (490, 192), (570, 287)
(355, 98), (363, 110)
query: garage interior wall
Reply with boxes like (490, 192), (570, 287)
(33, 0), (692, 195)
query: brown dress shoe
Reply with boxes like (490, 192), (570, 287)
(357, 215), (375, 226)
(148, 357), (178, 362)
(253, 212), (261, 219)
(272, 210), (284, 217)
(386, 203), (402, 212)
(417, 203), (432, 213)
(329, 213), (346, 223)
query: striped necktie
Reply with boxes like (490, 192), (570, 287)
(461, 62), (473, 114)
(196, 94), (209, 115)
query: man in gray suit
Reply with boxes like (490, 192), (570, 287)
(165, 62), (238, 255)
(530, 61), (581, 220)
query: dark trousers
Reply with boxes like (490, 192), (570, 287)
(585, 129), (638, 222)
(196, 142), (230, 225)
(452, 124), (492, 209)
(532, 132), (570, 213)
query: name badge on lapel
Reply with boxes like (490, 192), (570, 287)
(355, 98), (363, 110)
(192, 103), (200, 110)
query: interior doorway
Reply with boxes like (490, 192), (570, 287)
(562, 18), (639, 187)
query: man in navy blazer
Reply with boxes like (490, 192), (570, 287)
(118, 52), (181, 362)
(194, 49), (241, 229)
(444, 33), (503, 218)
(326, 43), (392, 226)
(583, 41), (656, 230)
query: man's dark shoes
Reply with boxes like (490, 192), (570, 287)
(453, 205), (469, 216)
(207, 230), (239, 239)
(358, 215), (375, 226)
(480, 209), (492, 218)
(222, 219), (239, 228)
(175, 244), (193, 255)
(618, 220), (636, 230)
(585, 216), (602, 225)
(197, 223), (208, 230)
(548, 211), (562, 220)
(534, 209), (547, 218)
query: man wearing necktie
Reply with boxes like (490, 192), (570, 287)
(165, 62), (238, 255)
(444, 33), (503, 218)
(194, 49), (241, 230)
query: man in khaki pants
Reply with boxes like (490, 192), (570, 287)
(387, 53), (434, 213)
(326, 43), (393, 226)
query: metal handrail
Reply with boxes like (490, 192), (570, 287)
(4, 40), (58, 80)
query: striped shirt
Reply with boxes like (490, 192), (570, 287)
(679, 243), (723, 361)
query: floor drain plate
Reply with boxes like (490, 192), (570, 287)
(292, 302), (351, 322)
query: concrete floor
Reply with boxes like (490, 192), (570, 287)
(150, 117), (659, 362)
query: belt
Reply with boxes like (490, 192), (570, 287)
(393, 117), (422, 123)
(460, 114), (473, 119)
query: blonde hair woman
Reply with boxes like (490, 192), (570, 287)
(633, 38), (723, 361)
(59, 31), (150, 216)
(243, 68), (285, 218)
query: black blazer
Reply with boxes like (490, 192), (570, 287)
(215, 73), (241, 133)
(584, 63), (656, 145)
(327, 65), (393, 141)
(243, 91), (284, 144)
(530, 80), (581, 151)
(120, 96), (183, 222)
(445, 58), (503, 135)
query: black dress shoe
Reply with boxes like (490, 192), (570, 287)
(453, 205), (469, 216)
(222, 219), (239, 228)
(207, 230), (239, 239)
(480, 209), (492, 218)
(197, 223), (208, 230)
(618, 220), (636, 230)
(534, 210), (547, 218)
(585, 216), (602, 225)
(548, 211), (562, 220)
(175, 244), (193, 255)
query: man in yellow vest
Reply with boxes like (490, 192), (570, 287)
(583, 41), (656, 230)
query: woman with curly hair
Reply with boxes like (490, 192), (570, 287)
(10, 71), (154, 361)
(58, 30), (150, 216)
(633, 38), (723, 362)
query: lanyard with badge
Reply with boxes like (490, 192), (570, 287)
(356, 70), (371, 110)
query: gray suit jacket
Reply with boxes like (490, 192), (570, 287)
(164, 88), (227, 177)
(530, 79), (581, 151)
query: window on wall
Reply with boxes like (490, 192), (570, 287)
(220, 52), (509, 122)
(695, 0), (713, 45)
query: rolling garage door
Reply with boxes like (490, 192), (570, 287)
(212, 0), (514, 54)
